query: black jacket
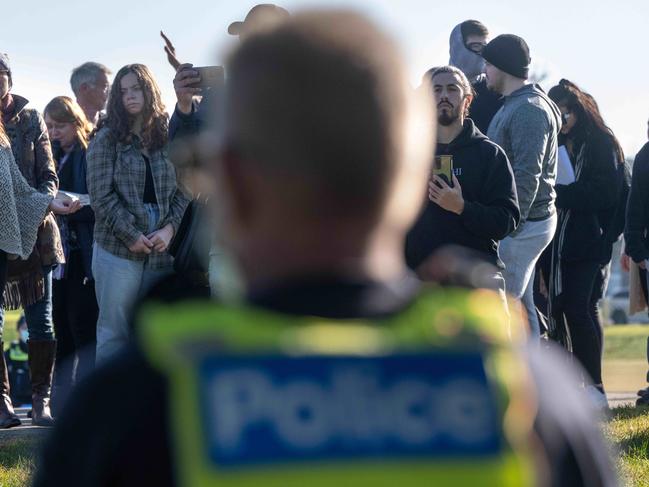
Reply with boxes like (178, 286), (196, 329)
(625, 142), (649, 263)
(555, 135), (620, 263)
(168, 86), (221, 142)
(55, 143), (95, 280)
(405, 119), (520, 269)
(469, 76), (503, 135)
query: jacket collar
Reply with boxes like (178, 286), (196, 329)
(4, 93), (29, 122)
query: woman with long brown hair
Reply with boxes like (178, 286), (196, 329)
(0, 116), (78, 428)
(547, 79), (627, 409)
(44, 96), (97, 414)
(87, 64), (188, 364)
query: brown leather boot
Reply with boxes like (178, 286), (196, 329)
(0, 341), (21, 428)
(28, 339), (56, 427)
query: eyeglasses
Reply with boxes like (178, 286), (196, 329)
(467, 42), (486, 54)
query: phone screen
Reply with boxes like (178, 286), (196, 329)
(188, 66), (225, 89)
(433, 155), (453, 186)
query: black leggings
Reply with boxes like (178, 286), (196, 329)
(52, 250), (98, 412)
(561, 260), (606, 385)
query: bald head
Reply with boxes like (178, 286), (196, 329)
(223, 10), (433, 219)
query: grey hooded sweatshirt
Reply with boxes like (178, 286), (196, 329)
(487, 84), (560, 229)
(448, 24), (484, 80)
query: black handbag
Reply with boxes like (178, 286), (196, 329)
(168, 199), (211, 283)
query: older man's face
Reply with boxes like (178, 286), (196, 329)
(88, 71), (111, 111)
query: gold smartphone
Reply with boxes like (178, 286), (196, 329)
(433, 155), (454, 186)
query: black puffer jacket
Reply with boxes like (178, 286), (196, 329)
(555, 134), (621, 263)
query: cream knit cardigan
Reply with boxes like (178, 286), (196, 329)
(0, 145), (51, 259)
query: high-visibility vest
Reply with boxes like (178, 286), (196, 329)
(8, 341), (28, 362)
(138, 286), (537, 487)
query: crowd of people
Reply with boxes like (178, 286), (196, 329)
(407, 20), (631, 410)
(0, 4), (646, 486)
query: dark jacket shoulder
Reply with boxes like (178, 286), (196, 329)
(33, 347), (174, 487)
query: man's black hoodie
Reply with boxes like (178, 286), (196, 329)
(406, 119), (520, 269)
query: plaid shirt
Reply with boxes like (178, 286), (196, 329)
(86, 127), (189, 269)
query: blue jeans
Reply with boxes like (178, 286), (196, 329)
(499, 215), (557, 339)
(0, 265), (54, 341)
(93, 205), (173, 364)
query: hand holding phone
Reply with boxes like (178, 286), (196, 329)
(433, 155), (454, 188)
(187, 66), (225, 90)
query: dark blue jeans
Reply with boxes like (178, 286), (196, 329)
(0, 265), (54, 341)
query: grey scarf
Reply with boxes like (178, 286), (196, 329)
(0, 146), (51, 258)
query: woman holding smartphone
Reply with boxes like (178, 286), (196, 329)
(87, 64), (189, 364)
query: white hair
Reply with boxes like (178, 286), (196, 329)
(70, 62), (111, 96)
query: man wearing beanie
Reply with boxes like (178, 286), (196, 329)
(448, 20), (503, 134)
(484, 34), (561, 338)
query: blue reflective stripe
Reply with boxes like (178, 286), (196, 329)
(198, 353), (501, 469)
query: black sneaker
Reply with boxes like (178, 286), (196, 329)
(637, 394), (649, 407)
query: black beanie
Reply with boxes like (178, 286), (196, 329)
(481, 34), (530, 79)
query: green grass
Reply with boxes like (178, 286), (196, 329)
(603, 326), (649, 484)
(0, 438), (38, 487)
(604, 325), (649, 360)
(606, 406), (649, 486)
(0, 324), (649, 485)
(603, 325), (649, 392)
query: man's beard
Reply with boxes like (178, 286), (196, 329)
(438, 106), (459, 126)
(486, 77), (502, 95)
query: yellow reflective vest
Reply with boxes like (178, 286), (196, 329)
(138, 286), (538, 487)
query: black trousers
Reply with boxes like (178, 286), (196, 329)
(561, 259), (605, 385)
(52, 250), (98, 412)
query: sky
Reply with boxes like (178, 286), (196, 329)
(3, 0), (649, 157)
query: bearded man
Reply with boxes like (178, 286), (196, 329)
(405, 65), (520, 298)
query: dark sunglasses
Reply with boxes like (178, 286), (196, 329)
(466, 42), (486, 54)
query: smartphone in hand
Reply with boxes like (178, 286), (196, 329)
(187, 66), (225, 89)
(433, 155), (454, 187)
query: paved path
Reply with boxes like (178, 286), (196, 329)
(0, 394), (643, 443)
(0, 407), (50, 441)
(609, 392), (639, 408)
